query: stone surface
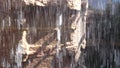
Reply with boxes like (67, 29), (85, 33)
(23, 0), (81, 10)
(0, 0), (88, 68)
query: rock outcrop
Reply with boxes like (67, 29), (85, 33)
(23, 0), (81, 10)
(0, 0), (88, 68)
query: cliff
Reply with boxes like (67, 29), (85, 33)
(0, 0), (88, 68)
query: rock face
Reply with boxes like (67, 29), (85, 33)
(0, 0), (88, 68)
(23, 0), (81, 10)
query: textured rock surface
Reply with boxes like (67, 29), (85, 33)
(0, 0), (88, 68)
(23, 0), (81, 10)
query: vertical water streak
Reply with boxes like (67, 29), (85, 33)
(114, 49), (120, 67)
(8, 16), (11, 26)
(2, 20), (5, 30)
(1, 58), (6, 68)
(17, 9), (24, 30)
(10, 47), (14, 67)
(6, 61), (10, 68)
(10, 48), (14, 60)
(56, 13), (62, 68)
(15, 43), (23, 68)
(1, 58), (11, 68)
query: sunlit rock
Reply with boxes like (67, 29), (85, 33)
(23, 0), (81, 10)
(67, 0), (81, 10)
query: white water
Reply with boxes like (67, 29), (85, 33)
(56, 13), (62, 68)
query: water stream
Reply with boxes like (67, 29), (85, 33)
(56, 13), (62, 68)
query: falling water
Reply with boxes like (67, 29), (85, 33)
(56, 13), (62, 68)
(86, 0), (120, 68)
(15, 42), (23, 68)
(2, 20), (5, 30)
(1, 0), (120, 68)
(56, 13), (62, 56)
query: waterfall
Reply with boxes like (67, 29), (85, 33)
(1, 0), (120, 68)
(56, 13), (62, 68)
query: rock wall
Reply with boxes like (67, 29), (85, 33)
(0, 0), (88, 68)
